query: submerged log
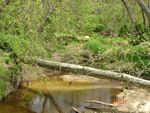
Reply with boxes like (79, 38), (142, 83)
(25, 57), (150, 86)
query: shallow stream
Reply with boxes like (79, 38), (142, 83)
(0, 75), (124, 113)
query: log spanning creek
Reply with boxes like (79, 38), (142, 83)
(0, 75), (126, 113)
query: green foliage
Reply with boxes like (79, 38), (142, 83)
(84, 36), (106, 54)
(0, 33), (29, 55)
(5, 56), (11, 64)
(129, 23), (150, 45)
(83, 15), (105, 34)
(84, 36), (149, 75)
(118, 24), (131, 37)
(84, 36), (128, 54)
(0, 65), (11, 80)
(27, 41), (50, 58)
(0, 1), (26, 35)
(0, 80), (6, 98)
(94, 24), (105, 33)
(48, 0), (100, 35)
(95, 1), (126, 33)
(0, 32), (49, 58)
(0, 65), (10, 97)
(0, 63), (22, 97)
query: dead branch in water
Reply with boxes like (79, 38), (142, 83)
(25, 57), (150, 86)
(70, 107), (81, 113)
(84, 100), (135, 113)
(85, 100), (116, 107)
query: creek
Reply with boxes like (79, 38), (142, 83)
(0, 75), (124, 113)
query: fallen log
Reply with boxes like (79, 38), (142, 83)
(25, 57), (150, 86)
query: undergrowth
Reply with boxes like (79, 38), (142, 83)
(84, 36), (150, 77)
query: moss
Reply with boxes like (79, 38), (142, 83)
(0, 33), (29, 55)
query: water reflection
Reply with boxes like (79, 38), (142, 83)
(29, 95), (45, 113)
(1, 76), (122, 113)
(28, 88), (119, 113)
(0, 103), (34, 113)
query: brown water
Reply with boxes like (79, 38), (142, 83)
(0, 76), (123, 113)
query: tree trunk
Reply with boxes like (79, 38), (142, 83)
(136, 0), (150, 18)
(122, 0), (135, 24)
(148, 0), (150, 26)
(25, 57), (150, 86)
(141, 7), (147, 27)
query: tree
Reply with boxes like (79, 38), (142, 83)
(121, 0), (135, 24)
(136, 0), (150, 27)
(37, 0), (61, 32)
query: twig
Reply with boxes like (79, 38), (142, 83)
(70, 107), (80, 113)
(85, 100), (116, 107)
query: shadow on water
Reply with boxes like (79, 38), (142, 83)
(0, 76), (122, 113)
